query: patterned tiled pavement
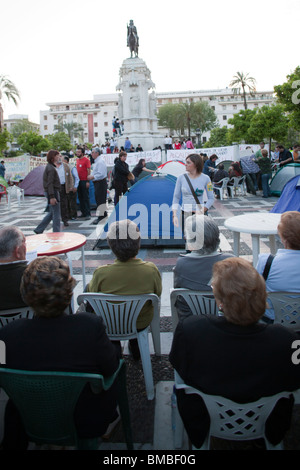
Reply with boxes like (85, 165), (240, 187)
(1, 190), (300, 451)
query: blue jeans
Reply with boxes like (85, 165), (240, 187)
(35, 195), (61, 233)
(261, 173), (271, 197)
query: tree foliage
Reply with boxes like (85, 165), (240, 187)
(227, 109), (257, 143)
(204, 126), (229, 148)
(248, 104), (289, 144)
(17, 131), (50, 155)
(229, 72), (256, 110)
(274, 66), (300, 128)
(0, 129), (13, 154)
(47, 132), (71, 151)
(11, 119), (38, 139)
(158, 101), (217, 138)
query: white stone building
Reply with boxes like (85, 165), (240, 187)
(40, 88), (274, 147)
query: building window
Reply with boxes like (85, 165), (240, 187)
(223, 115), (227, 120)
(233, 105), (237, 109)
(44, 125), (48, 130)
(44, 115), (47, 120)
(94, 132), (98, 137)
(94, 122), (98, 127)
(104, 122), (108, 126)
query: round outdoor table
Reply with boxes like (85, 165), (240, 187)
(26, 232), (87, 288)
(224, 212), (281, 266)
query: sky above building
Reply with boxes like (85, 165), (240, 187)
(1, 0), (298, 124)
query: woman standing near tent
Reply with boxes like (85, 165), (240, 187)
(34, 149), (61, 233)
(172, 154), (214, 231)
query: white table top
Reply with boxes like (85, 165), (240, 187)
(224, 212), (281, 235)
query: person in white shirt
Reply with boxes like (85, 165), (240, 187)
(88, 148), (108, 225)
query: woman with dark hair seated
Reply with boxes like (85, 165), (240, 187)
(0, 256), (120, 449)
(170, 257), (300, 449)
(86, 219), (162, 360)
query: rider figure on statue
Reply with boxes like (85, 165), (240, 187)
(127, 19), (139, 57)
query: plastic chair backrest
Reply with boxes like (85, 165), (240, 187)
(77, 293), (159, 340)
(0, 307), (34, 328)
(0, 360), (124, 448)
(267, 291), (300, 331)
(174, 371), (291, 448)
(170, 288), (217, 330)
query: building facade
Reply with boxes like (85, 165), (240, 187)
(39, 88), (274, 147)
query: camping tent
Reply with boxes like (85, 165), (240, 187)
(19, 166), (45, 196)
(157, 160), (186, 178)
(270, 175), (300, 213)
(94, 174), (185, 249)
(270, 163), (300, 196)
(135, 161), (160, 182)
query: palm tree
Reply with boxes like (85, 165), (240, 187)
(54, 121), (84, 145)
(229, 72), (256, 110)
(0, 75), (20, 130)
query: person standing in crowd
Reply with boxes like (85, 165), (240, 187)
(136, 144), (143, 152)
(64, 156), (79, 220)
(293, 144), (300, 162)
(88, 148), (108, 225)
(0, 160), (5, 179)
(255, 141), (265, 159)
(0, 226), (28, 310)
(76, 146), (91, 220)
(34, 149), (61, 233)
(255, 149), (272, 198)
(113, 151), (131, 205)
(186, 138), (194, 149)
(172, 153), (214, 234)
(56, 155), (74, 227)
(239, 153), (260, 194)
(124, 137), (132, 152)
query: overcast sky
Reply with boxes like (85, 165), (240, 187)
(1, 0), (298, 123)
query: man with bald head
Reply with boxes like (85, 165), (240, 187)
(0, 226), (28, 309)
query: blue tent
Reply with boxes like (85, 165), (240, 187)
(94, 174), (185, 248)
(270, 175), (300, 213)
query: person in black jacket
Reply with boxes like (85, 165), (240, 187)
(113, 151), (131, 205)
(0, 256), (120, 449)
(170, 257), (300, 449)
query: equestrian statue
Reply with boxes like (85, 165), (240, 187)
(127, 19), (139, 58)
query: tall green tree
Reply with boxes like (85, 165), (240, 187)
(274, 66), (300, 128)
(229, 72), (256, 110)
(204, 126), (229, 148)
(54, 121), (84, 144)
(0, 129), (13, 155)
(47, 132), (71, 151)
(17, 131), (50, 156)
(11, 119), (38, 139)
(248, 104), (289, 146)
(227, 109), (257, 143)
(0, 76), (20, 130)
(158, 101), (217, 140)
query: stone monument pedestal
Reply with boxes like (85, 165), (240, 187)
(116, 57), (164, 152)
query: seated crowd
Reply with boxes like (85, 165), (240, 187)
(0, 210), (300, 449)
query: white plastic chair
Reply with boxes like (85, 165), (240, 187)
(267, 291), (300, 331)
(173, 371), (291, 450)
(7, 185), (25, 210)
(0, 307), (34, 328)
(212, 177), (230, 200)
(229, 175), (247, 196)
(170, 288), (218, 331)
(77, 292), (161, 400)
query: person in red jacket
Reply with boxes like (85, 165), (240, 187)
(76, 146), (91, 219)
